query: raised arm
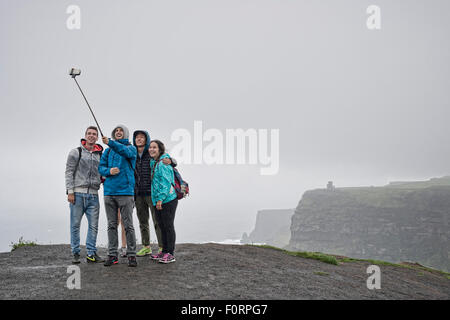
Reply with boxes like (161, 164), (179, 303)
(107, 139), (137, 161)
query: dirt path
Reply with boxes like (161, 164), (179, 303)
(0, 243), (448, 299)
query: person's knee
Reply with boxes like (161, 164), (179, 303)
(107, 221), (118, 230)
(88, 222), (99, 232)
(123, 217), (135, 231)
(71, 216), (83, 229)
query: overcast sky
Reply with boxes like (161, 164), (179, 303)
(1, 0), (449, 252)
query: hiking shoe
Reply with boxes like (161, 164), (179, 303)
(104, 255), (119, 267)
(150, 251), (165, 261)
(159, 253), (176, 264)
(72, 253), (80, 264)
(120, 247), (127, 257)
(86, 253), (105, 263)
(128, 256), (137, 267)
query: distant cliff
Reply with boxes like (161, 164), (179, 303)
(288, 177), (450, 272)
(241, 209), (294, 247)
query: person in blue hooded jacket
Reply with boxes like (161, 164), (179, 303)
(99, 124), (138, 267)
(148, 139), (178, 264)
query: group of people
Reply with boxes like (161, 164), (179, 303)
(65, 124), (179, 267)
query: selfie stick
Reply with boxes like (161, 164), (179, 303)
(69, 68), (104, 137)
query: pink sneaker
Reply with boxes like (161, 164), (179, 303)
(159, 253), (176, 264)
(150, 251), (165, 261)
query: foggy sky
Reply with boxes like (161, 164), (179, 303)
(1, 0), (449, 252)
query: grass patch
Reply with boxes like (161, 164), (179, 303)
(249, 244), (450, 279)
(414, 266), (450, 278)
(249, 244), (338, 265)
(10, 237), (37, 251)
(338, 257), (401, 268)
(336, 256), (450, 279)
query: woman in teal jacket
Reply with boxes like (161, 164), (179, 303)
(149, 140), (178, 264)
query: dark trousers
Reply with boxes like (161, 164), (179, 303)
(104, 195), (136, 257)
(154, 198), (178, 255)
(135, 195), (162, 247)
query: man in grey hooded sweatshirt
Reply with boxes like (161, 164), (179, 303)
(65, 126), (105, 264)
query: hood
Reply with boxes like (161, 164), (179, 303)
(80, 139), (103, 153)
(111, 124), (130, 140)
(133, 130), (151, 153)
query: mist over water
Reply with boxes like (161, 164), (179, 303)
(1, 1), (450, 253)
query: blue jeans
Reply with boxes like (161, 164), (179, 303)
(70, 192), (100, 256)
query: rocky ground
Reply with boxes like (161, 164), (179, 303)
(0, 243), (449, 300)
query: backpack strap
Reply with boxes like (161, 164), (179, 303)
(73, 147), (82, 178)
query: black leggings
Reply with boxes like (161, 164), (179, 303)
(154, 198), (178, 255)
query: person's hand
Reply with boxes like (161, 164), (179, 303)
(110, 167), (120, 175)
(102, 136), (109, 145)
(162, 158), (172, 165)
(68, 193), (75, 204)
(156, 201), (163, 210)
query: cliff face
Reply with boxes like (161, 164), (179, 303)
(288, 179), (450, 272)
(242, 209), (294, 247)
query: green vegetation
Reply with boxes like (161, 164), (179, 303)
(337, 256), (402, 267)
(337, 257), (450, 279)
(10, 237), (37, 251)
(327, 176), (450, 208)
(250, 244), (450, 280)
(249, 245), (338, 265)
(335, 256), (450, 279)
(385, 176), (450, 189)
(314, 271), (329, 276)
